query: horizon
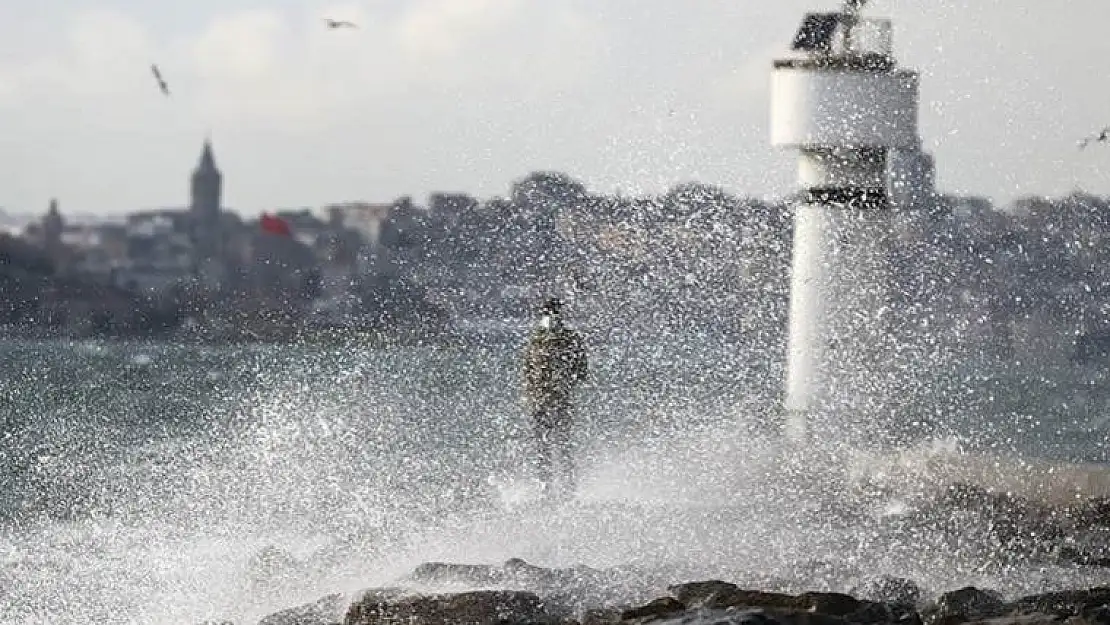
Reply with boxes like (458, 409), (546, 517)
(5, 172), (1110, 222)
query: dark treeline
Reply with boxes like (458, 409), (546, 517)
(375, 171), (1110, 366)
(383, 172), (792, 341)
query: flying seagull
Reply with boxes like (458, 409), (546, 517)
(1079, 127), (1110, 150)
(324, 18), (357, 29)
(150, 64), (170, 96)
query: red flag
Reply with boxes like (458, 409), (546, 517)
(260, 213), (292, 237)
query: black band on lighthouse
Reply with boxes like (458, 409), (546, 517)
(805, 187), (889, 209)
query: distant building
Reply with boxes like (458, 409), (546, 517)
(887, 138), (937, 213)
(326, 202), (391, 247)
(324, 202), (393, 274)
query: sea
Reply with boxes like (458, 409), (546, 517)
(2, 330), (1110, 624)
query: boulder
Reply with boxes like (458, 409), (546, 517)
(405, 558), (638, 612)
(797, 593), (865, 617)
(667, 581), (872, 617)
(1010, 588), (1110, 618)
(668, 581), (802, 611)
(344, 589), (553, 625)
(852, 576), (922, 609)
(646, 610), (786, 625)
(581, 606), (625, 625)
(620, 597), (686, 622)
(924, 587), (1006, 625)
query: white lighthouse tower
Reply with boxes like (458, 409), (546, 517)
(771, 2), (921, 441)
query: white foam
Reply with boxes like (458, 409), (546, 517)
(487, 473), (550, 511)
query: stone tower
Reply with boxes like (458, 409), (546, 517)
(42, 198), (65, 269)
(189, 140), (224, 283)
(43, 199), (63, 249)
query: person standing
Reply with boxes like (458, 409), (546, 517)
(522, 297), (588, 496)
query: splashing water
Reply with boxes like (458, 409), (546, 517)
(1, 335), (1109, 624)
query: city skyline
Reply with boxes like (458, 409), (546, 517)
(1, 0), (1109, 215)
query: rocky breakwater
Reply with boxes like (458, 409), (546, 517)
(249, 558), (1110, 625)
(239, 485), (1110, 625)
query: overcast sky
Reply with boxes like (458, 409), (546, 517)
(1, 0), (1108, 215)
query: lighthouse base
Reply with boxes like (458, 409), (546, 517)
(783, 201), (899, 444)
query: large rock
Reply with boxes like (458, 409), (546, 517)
(1009, 588), (1110, 618)
(668, 581), (802, 610)
(923, 587), (1006, 625)
(852, 576), (922, 609)
(620, 597), (686, 622)
(406, 558), (658, 611)
(344, 589), (553, 625)
(667, 581), (872, 617)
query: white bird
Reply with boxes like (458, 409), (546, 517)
(324, 18), (357, 29)
(1078, 126), (1110, 150)
(150, 64), (170, 96)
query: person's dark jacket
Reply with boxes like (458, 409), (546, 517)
(523, 322), (587, 415)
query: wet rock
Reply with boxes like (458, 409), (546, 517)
(1081, 605), (1110, 625)
(581, 606), (624, 625)
(345, 589), (553, 625)
(667, 582), (874, 618)
(956, 615), (1068, 625)
(669, 581), (804, 611)
(669, 581), (743, 606)
(852, 576), (922, 609)
(405, 558), (649, 614)
(620, 597), (686, 622)
(1010, 588), (1110, 618)
(924, 587), (1006, 625)
(845, 602), (904, 625)
(760, 609), (851, 625)
(651, 609), (786, 625)
(797, 593), (864, 617)
(258, 592), (347, 625)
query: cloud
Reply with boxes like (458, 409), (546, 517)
(395, 0), (523, 60)
(0, 1), (612, 212)
(172, 1), (604, 130)
(191, 10), (285, 81)
(0, 10), (152, 105)
(5, 0), (1106, 214)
